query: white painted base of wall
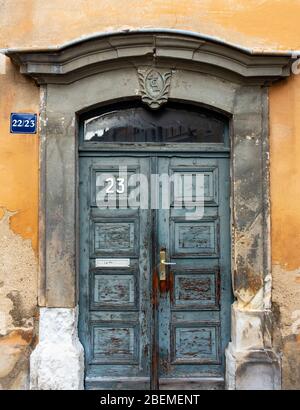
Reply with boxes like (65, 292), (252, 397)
(225, 305), (281, 390)
(30, 305), (281, 390)
(225, 343), (281, 390)
(30, 307), (84, 390)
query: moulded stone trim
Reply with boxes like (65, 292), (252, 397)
(5, 32), (292, 85)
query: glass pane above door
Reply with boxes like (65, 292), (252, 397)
(83, 104), (228, 144)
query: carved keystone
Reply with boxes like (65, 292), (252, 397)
(138, 68), (172, 109)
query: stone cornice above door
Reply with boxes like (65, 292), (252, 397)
(5, 31), (292, 85)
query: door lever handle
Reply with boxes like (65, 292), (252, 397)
(161, 260), (176, 266)
(159, 249), (176, 284)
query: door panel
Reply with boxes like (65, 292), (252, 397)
(79, 157), (152, 390)
(157, 157), (231, 389)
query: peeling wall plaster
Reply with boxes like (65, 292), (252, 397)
(0, 209), (37, 389)
(272, 264), (300, 390)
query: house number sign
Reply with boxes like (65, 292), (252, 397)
(10, 113), (37, 134)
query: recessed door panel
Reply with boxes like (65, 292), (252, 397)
(171, 323), (221, 364)
(171, 218), (219, 257)
(92, 272), (137, 309)
(171, 269), (219, 310)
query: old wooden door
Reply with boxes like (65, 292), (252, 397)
(156, 156), (231, 390)
(79, 104), (231, 390)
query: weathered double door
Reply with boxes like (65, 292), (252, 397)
(79, 152), (231, 390)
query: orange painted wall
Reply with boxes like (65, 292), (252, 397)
(0, 59), (39, 251)
(1, 0), (300, 51)
(0, 0), (300, 388)
(270, 75), (300, 271)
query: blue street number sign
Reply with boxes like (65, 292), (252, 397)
(10, 113), (37, 134)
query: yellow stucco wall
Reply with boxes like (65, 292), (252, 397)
(0, 0), (299, 389)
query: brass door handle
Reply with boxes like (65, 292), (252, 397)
(161, 260), (176, 266)
(159, 249), (176, 282)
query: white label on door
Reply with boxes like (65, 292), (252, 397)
(95, 258), (130, 268)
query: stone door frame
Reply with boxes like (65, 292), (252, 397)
(7, 31), (292, 390)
